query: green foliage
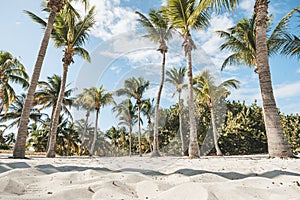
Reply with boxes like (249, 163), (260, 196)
(219, 101), (267, 155)
(281, 113), (300, 153)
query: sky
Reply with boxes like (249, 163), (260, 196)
(1, 0), (300, 132)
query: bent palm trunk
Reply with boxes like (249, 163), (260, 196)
(13, 9), (57, 158)
(255, 0), (292, 157)
(152, 51), (166, 157)
(210, 104), (222, 156)
(46, 64), (68, 157)
(178, 92), (186, 156)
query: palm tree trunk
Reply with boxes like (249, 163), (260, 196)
(13, 10), (57, 158)
(210, 105), (222, 156)
(138, 105), (142, 157)
(255, 0), (292, 158)
(90, 109), (99, 156)
(46, 64), (69, 158)
(152, 52), (166, 157)
(178, 92), (186, 156)
(186, 50), (200, 158)
(46, 104), (56, 152)
(80, 110), (90, 155)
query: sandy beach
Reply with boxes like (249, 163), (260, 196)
(0, 155), (299, 200)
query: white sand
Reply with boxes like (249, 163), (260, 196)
(0, 154), (299, 200)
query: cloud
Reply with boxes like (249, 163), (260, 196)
(274, 81), (300, 99)
(297, 68), (300, 73)
(75, 0), (138, 40)
(239, 0), (255, 15)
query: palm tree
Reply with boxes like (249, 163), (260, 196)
(166, 66), (187, 156)
(217, 5), (295, 157)
(74, 88), (95, 155)
(194, 70), (239, 156)
(135, 9), (173, 157)
(89, 85), (114, 156)
(167, 0), (210, 158)
(116, 77), (150, 156)
(14, 0), (88, 158)
(113, 99), (137, 156)
(27, 6), (95, 157)
(0, 51), (29, 115)
(254, 0), (292, 157)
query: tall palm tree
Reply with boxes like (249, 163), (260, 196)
(14, 0), (89, 158)
(194, 70), (239, 156)
(135, 9), (173, 157)
(167, 0), (210, 158)
(116, 77), (150, 156)
(113, 99), (137, 156)
(166, 66), (187, 156)
(217, 5), (296, 157)
(14, 0), (87, 158)
(254, 0), (292, 157)
(89, 85), (114, 156)
(74, 88), (95, 155)
(0, 51), (29, 115)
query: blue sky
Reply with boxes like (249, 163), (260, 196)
(1, 0), (300, 131)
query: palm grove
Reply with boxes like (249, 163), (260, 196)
(0, 0), (300, 158)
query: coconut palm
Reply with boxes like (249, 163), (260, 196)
(74, 88), (95, 155)
(217, 4), (295, 157)
(88, 85), (114, 156)
(14, 0), (88, 158)
(166, 66), (187, 156)
(254, 0), (292, 157)
(0, 51), (29, 115)
(135, 9), (173, 157)
(113, 99), (138, 156)
(194, 70), (240, 156)
(116, 77), (150, 156)
(166, 0), (210, 158)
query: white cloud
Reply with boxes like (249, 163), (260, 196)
(274, 81), (300, 99)
(239, 0), (255, 14)
(75, 0), (138, 40)
(297, 68), (300, 73)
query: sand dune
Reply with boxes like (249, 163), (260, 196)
(0, 155), (299, 200)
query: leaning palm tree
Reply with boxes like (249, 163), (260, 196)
(166, 66), (187, 156)
(194, 70), (239, 156)
(116, 77), (150, 156)
(135, 8), (173, 157)
(29, 6), (95, 157)
(0, 51), (29, 115)
(14, 0), (88, 158)
(113, 99), (138, 156)
(167, 0), (210, 158)
(89, 85), (114, 156)
(254, 0), (292, 157)
(217, 5), (296, 157)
